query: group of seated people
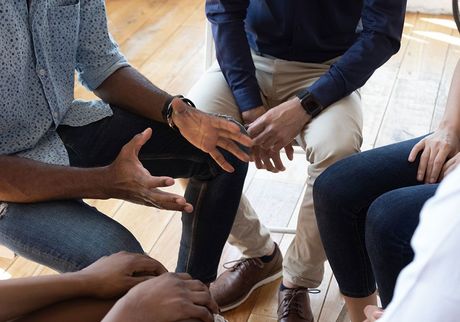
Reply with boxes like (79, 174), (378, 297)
(1, 0), (459, 321)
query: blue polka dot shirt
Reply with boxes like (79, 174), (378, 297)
(0, 0), (129, 165)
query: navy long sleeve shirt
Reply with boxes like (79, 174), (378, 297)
(206, 0), (407, 112)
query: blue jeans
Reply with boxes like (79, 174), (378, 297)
(313, 136), (438, 307)
(0, 107), (248, 283)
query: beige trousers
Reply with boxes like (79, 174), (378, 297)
(187, 54), (363, 288)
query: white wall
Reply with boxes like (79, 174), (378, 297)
(407, 0), (452, 14)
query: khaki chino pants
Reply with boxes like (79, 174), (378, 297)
(187, 53), (363, 288)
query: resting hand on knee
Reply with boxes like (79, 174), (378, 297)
(408, 129), (460, 184)
(103, 272), (218, 322)
(78, 251), (167, 300)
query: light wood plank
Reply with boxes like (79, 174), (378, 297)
(112, 202), (174, 252)
(375, 14), (452, 146)
(248, 314), (278, 322)
(148, 213), (181, 272)
(0, 246), (14, 260)
(317, 276), (346, 322)
(361, 13), (417, 150)
(430, 33), (460, 130)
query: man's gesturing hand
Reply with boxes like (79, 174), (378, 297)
(106, 128), (193, 212)
(171, 98), (253, 173)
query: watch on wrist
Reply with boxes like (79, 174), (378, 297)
(296, 89), (323, 118)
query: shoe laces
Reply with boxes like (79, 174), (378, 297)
(223, 257), (264, 272)
(278, 288), (320, 319)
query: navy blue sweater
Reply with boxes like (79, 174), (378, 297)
(206, 0), (407, 111)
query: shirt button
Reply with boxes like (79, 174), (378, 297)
(52, 111), (58, 118)
(38, 69), (47, 76)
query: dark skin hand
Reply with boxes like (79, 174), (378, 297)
(0, 252), (166, 322)
(103, 273), (218, 322)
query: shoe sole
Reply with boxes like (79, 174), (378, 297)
(219, 269), (283, 312)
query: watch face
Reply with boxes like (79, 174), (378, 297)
(302, 96), (321, 116)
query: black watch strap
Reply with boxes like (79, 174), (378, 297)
(161, 95), (196, 130)
(296, 89), (323, 118)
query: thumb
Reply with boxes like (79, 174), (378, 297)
(129, 128), (152, 156)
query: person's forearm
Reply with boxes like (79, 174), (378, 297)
(101, 297), (135, 322)
(439, 60), (460, 136)
(0, 273), (92, 322)
(0, 156), (108, 203)
(94, 66), (172, 123)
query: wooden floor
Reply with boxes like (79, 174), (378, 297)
(2, 1), (460, 321)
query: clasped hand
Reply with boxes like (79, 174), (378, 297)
(244, 99), (310, 172)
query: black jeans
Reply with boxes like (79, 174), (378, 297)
(313, 136), (437, 307)
(0, 107), (247, 283)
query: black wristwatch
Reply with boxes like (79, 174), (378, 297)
(296, 89), (323, 118)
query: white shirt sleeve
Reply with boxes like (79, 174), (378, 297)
(379, 166), (460, 322)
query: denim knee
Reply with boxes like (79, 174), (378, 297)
(366, 194), (395, 248)
(0, 201), (145, 273)
(365, 189), (416, 250)
(314, 157), (362, 219)
(68, 225), (145, 271)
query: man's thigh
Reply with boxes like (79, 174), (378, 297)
(0, 200), (143, 272)
(300, 91), (363, 179)
(187, 64), (243, 122)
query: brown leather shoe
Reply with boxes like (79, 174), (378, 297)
(277, 288), (314, 322)
(210, 243), (283, 312)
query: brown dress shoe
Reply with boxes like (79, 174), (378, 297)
(277, 288), (314, 322)
(210, 243), (283, 312)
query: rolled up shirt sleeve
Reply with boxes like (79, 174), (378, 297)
(308, 0), (407, 108)
(75, 0), (130, 91)
(206, 0), (263, 112)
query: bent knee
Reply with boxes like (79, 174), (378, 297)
(314, 157), (361, 218)
(365, 190), (412, 246)
(73, 231), (144, 270)
(307, 131), (362, 173)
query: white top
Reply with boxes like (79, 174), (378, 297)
(379, 166), (460, 322)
